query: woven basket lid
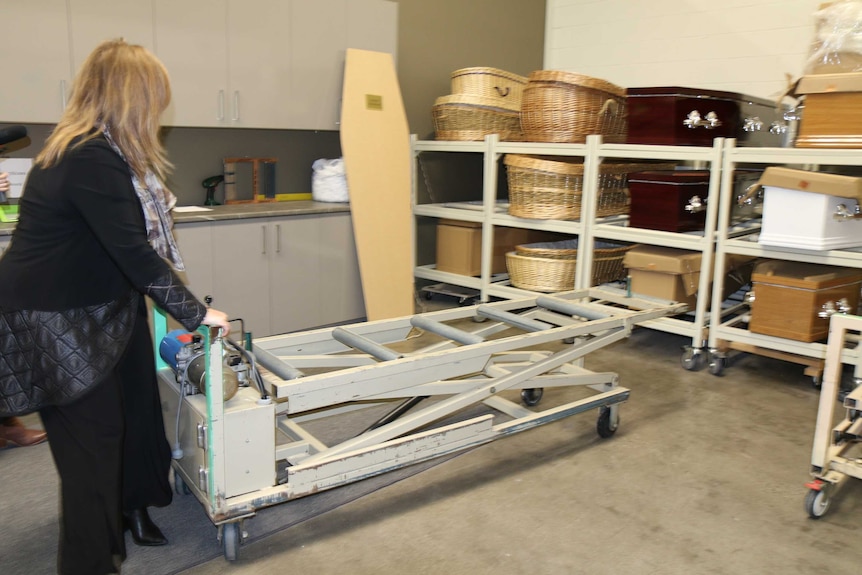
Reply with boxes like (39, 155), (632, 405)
(450, 67), (528, 84)
(526, 70), (626, 97)
(504, 154), (585, 175)
(434, 93), (521, 113)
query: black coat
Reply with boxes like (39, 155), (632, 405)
(0, 136), (206, 416)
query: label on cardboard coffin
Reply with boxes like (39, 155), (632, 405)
(759, 186), (862, 250)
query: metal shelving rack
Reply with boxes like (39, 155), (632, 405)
(411, 134), (726, 362)
(706, 139), (862, 381)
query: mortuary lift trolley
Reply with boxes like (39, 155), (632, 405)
(154, 288), (685, 560)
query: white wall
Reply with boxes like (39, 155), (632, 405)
(545, 0), (825, 100)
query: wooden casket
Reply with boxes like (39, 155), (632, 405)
(625, 86), (785, 147)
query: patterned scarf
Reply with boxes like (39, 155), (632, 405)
(102, 127), (185, 271)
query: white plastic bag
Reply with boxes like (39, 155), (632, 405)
(311, 158), (349, 203)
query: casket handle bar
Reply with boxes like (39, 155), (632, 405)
(818, 298), (853, 319)
(685, 195), (706, 213)
(683, 110), (722, 129)
(833, 203), (862, 221)
(743, 116), (764, 132)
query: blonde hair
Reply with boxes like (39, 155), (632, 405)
(36, 38), (173, 181)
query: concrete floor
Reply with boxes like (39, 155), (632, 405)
(177, 304), (861, 575)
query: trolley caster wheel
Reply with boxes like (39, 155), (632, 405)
(707, 355), (725, 376)
(521, 388), (544, 406)
(424, 291), (433, 300)
(804, 487), (832, 519)
(173, 472), (191, 495)
(811, 375), (822, 388)
(680, 347), (703, 371)
(459, 297), (477, 307)
(222, 522), (241, 561)
(596, 406), (618, 438)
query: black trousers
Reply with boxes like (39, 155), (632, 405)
(40, 300), (172, 575)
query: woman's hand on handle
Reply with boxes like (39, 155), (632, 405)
(202, 308), (231, 336)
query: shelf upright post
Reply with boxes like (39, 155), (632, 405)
(409, 134), (420, 284)
(707, 138), (738, 358)
(479, 134), (501, 302)
(689, 137), (725, 350)
(577, 135), (602, 290)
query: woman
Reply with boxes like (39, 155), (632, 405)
(0, 40), (231, 574)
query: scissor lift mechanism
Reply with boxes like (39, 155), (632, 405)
(154, 288), (685, 560)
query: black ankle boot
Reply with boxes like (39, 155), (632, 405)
(123, 508), (168, 546)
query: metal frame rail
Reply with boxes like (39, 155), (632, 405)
(154, 288), (684, 560)
(805, 313), (862, 519)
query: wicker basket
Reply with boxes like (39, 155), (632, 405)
(506, 239), (633, 292)
(433, 94), (523, 141)
(505, 154), (676, 220)
(520, 70), (627, 143)
(450, 67), (527, 110)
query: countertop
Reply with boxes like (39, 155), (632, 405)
(0, 200), (351, 236)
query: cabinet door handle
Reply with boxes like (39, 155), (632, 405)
(218, 90), (225, 121)
(261, 224), (267, 254)
(275, 224), (281, 253)
(60, 80), (67, 110)
(233, 90), (240, 122)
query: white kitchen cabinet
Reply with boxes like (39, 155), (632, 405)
(226, 0), (293, 128)
(316, 213), (365, 326)
(287, 0), (348, 130)
(0, 0), (71, 123)
(210, 218), (272, 335)
(201, 212), (364, 338)
(68, 0), (156, 75)
(153, 0), (229, 127)
(6, 0), (395, 130)
(287, 0), (398, 130)
(173, 221), (215, 303)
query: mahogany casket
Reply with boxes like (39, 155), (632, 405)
(626, 87), (786, 147)
(627, 170), (709, 232)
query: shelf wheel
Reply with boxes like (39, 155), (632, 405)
(804, 486), (832, 519)
(221, 522), (242, 561)
(597, 406), (618, 438)
(680, 347), (704, 371)
(521, 388), (544, 406)
(708, 353), (726, 376)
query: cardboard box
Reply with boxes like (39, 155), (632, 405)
(436, 220), (565, 276)
(756, 167), (862, 250)
(749, 260), (862, 342)
(623, 245), (754, 306)
(435, 220), (564, 276)
(624, 246), (704, 306)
